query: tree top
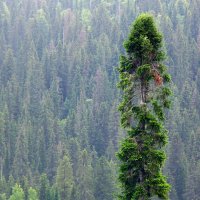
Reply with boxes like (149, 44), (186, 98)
(124, 13), (164, 62)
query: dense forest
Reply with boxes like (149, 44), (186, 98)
(0, 0), (199, 199)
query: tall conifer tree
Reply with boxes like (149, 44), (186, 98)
(56, 155), (74, 200)
(117, 13), (172, 200)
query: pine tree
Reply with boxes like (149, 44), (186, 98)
(38, 174), (51, 200)
(28, 187), (38, 200)
(9, 184), (24, 200)
(76, 150), (95, 200)
(12, 122), (30, 181)
(49, 186), (60, 200)
(94, 157), (116, 200)
(56, 155), (74, 200)
(117, 13), (172, 200)
(0, 193), (6, 200)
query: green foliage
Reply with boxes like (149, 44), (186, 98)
(0, 1), (199, 200)
(117, 13), (172, 200)
(75, 150), (95, 200)
(124, 13), (164, 62)
(28, 187), (38, 200)
(9, 184), (24, 200)
(0, 193), (6, 200)
(56, 155), (74, 200)
(94, 157), (116, 200)
(39, 174), (51, 200)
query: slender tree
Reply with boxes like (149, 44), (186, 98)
(117, 13), (172, 200)
(56, 155), (74, 200)
(39, 174), (51, 200)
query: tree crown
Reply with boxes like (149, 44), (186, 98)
(124, 13), (165, 66)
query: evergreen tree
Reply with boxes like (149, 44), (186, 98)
(0, 193), (6, 200)
(12, 122), (30, 181)
(7, 176), (15, 197)
(9, 184), (24, 200)
(94, 157), (116, 200)
(56, 155), (74, 200)
(117, 13), (172, 200)
(76, 150), (95, 200)
(0, 177), (7, 197)
(49, 186), (60, 200)
(28, 187), (38, 200)
(38, 174), (51, 200)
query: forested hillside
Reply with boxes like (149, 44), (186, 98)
(0, 0), (199, 199)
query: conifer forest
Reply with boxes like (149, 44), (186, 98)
(0, 0), (200, 199)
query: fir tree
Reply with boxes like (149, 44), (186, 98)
(28, 187), (38, 200)
(94, 156), (115, 200)
(117, 13), (172, 200)
(9, 184), (24, 200)
(76, 150), (95, 200)
(56, 155), (74, 200)
(0, 193), (6, 200)
(39, 174), (51, 200)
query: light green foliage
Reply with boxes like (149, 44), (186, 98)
(50, 186), (60, 200)
(0, 194), (6, 200)
(117, 13), (172, 200)
(9, 184), (24, 200)
(28, 187), (38, 200)
(81, 9), (92, 31)
(0, 2), (10, 22)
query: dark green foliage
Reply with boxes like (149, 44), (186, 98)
(117, 13), (172, 200)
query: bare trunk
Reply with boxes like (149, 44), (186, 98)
(139, 78), (148, 199)
(139, 169), (145, 200)
(0, 157), (2, 181)
(141, 79), (145, 103)
(62, 28), (65, 48)
(118, 0), (121, 24)
(89, 0), (92, 9)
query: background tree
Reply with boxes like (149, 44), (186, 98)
(117, 13), (172, 200)
(28, 187), (38, 200)
(94, 156), (116, 200)
(0, 193), (6, 200)
(56, 155), (74, 200)
(75, 150), (95, 200)
(38, 174), (51, 200)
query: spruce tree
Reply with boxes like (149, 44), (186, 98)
(56, 155), (74, 200)
(39, 174), (51, 200)
(117, 13), (172, 200)
(9, 184), (24, 200)
(28, 187), (38, 200)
